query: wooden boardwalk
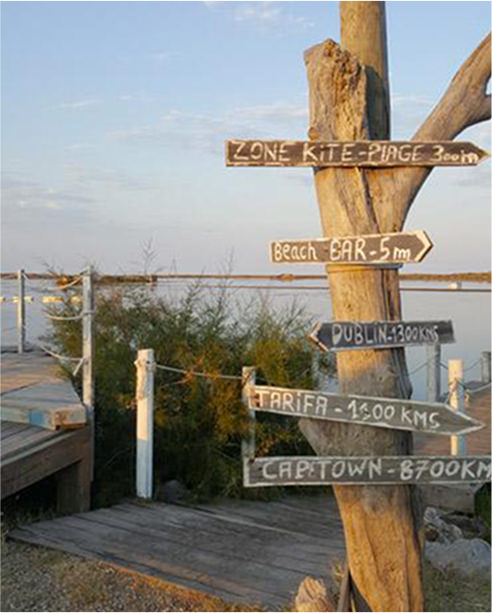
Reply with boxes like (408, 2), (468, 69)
(4, 356), (489, 609)
(10, 494), (345, 611)
(1, 350), (91, 513)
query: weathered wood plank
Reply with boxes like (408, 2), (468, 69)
(13, 515), (292, 604)
(89, 507), (328, 576)
(270, 231), (432, 265)
(1, 354), (86, 430)
(1, 425), (91, 498)
(10, 525), (266, 606)
(179, 499), (342, 541)
(248, 384), (482, 436)
(225, 140), (488, 167)
(114, 502), (339, 554)
(310, 319), (454, 351)
(1, 425), (57, 459)
(9, 495), (345, 610)
(1, 403), (86, 430)
(244, 455), (491, 487)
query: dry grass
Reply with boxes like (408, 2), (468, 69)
(423, 561), (491, 612)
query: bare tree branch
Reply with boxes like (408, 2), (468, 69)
(387, 33), (491, 226)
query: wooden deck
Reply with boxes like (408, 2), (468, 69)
(9, 494), (345, 611)
(1, 350), (91, 513)
(414, 384), (491, 455)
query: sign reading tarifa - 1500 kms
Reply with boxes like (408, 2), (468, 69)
(243, 455), (492, 487)
(226, 140), (489, 167)
(310, 320), (454, 351)
(247, 385), (482, 436)
(270, 231), (432, 265)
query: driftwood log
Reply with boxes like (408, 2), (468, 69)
(298, 3), (491, 611)
(294, 577), (336, 612)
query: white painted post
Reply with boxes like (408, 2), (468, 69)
(241, 366), (256, 460)
(135, 349), (155, 499)
(17, 269), (26, 354)
(481, 351), (491, 384)
(426, 344), (441, 402)
(449, 359), (466, 456)
(82, 267), (95, 477)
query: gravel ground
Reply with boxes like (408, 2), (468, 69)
(1, 540), (256, 612)
(2, 539), (490, 612)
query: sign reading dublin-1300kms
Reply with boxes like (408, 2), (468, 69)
(310, 320), (455, 351)
(248, 385), (482, 436)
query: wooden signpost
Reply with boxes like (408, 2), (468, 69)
(226, 140), (489, 167)
(244, 455), (491, 487)
(310, 320), (454, 351)
(270, 231), (432, 265)
(247, 384), (482, 436)
(227, 3), (491, 609)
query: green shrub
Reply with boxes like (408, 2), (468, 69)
(46, 281), (334, 507)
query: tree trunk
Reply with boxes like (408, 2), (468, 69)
(299, 3), (490, 610)
(300, 3), (421, 610)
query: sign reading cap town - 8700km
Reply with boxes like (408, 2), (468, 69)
(270, 231), (432, 265)
(244, 455), (491, 487)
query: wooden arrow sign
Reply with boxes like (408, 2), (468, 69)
(248, 385), (482, 436)
(226, 140), (489, 167)
(244, 455), (491, 487)
(310, 320), (455, 351)
(270, 231), (433, 265)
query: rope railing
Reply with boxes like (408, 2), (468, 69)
(36, 342), (85, 377)
(45, 310), (93, 322)
(155, 362), (243, 381)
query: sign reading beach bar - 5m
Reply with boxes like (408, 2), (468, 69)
(311, 320), (454, 351)
(226, 140), (489, 167)
(270, 231), (432, 265)
(244, 455), (492, 487)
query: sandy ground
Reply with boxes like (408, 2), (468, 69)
(1, 540), (255, 612)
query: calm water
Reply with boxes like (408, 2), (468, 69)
(1, 278), (490, 401)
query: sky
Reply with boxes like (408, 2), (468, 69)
(1, 0), (491, 275)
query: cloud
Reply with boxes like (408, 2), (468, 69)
(56, 98), (102, 110)
(65, 143), (97, 151)
(205, 2), (314, 32)
(391, 94), (433, 108)
(1, 172), (95, 227)
(148, 52), (172, 63)
(107, 101), (308, 153)
(452, 159), (491, 190)
(63, 164), (154, 193)
(118, 93), (154, 103)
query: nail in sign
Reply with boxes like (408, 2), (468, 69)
(310, 320), (455, 351)
(270, 231), (432, 265)
(244, 455), (492, 487)
(248, 385), (482, 436)
(226, 140), (489, 167)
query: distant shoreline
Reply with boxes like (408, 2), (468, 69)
(0, 271), (491, 284)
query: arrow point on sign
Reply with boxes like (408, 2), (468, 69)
(473, 144), (490, 164)
(309, 322), (329, 352)
(414, 230), (433, 262)
(442, 404), (485, 435)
